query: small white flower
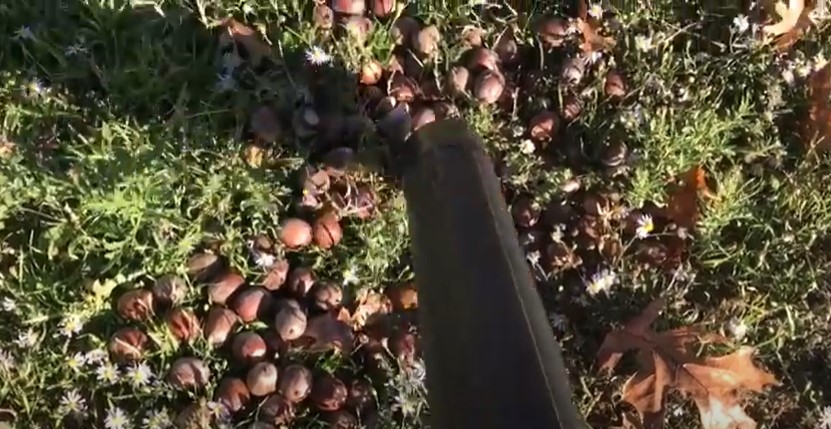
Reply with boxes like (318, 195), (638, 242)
(1, 298), (15, 312)
(551, 224), (566, 242)
(391, 390), (420, 416)
(726, 317), (748, 340)
(408, 359), (427, 384)
(207, 401), (231, 422)
(15, 329), (38, 348)
(26, 79), (47, 96)
(526, 250), (541, 265)
(142, 409), (171, 429)
(104, 406), (130, 429)
(305, 46), (332, 65)
(548, 312), (568, 331)
(818, 406), (831, 429)
(519, 139), (536, 155)
(635, 214), (654, 238)
(585, 50), (603, 65)
(215, 72), (237, 92)
(782, 68), (796, 86)
(84, 348), (107, 365)
(586, 269), (617, 295)
(59, 314), (85, 337)
(254, 252), (276, 268)
(59, 389), (87, 415)
(97, 362), (120, 384)
(587, 3), (603, 19)
(126, 362), (153, 387)
(566, 20), (581, 35)
(815, 53), (829, 71)
(67, 352), (87, 372)
(634, 34), (653, 52)
(64, 41), (88, 57)
(13, 26), (35, 41)
(732, 15), (750, 33)
(342, 266), (359, 286)
(797, 63), (813, 78)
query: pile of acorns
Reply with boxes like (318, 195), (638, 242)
(108, 226), (419, 429)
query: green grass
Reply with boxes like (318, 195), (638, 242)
(1, 0), (831, 428)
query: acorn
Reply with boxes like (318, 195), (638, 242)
(389, 330), (418, 363)
(412, 25), (440, 57)
(326, 410), (359, 429)
(274, 299), (308, 341)
(152, 275), (187, 308)
(474, 70), (505, 105)
(389, 74), (417, 103)
(312, 375), (348, 411)
(385, 283), (418, 311)
(331, 0), (365, 15)
(313, 210), (343, 250)
(216, 377), (251, 414)
(346, 378), (376, 412)
(342, 16), (373, 43)
(374, 96), (398, 118)
(411, 106), (436, 131)
(511, 195), (541, 228)
(604, 69), (627, 99)
(259, 395), (294, 425)
(371, 0), (395, 18)
(174, 401), (211, 428)
(279, 218), (313, 249)
(286, 267), (316, 297)
(232, 331), (268, 364)
(231, 287), (273, 323)
(560, 57), (585, 86)
(116, 288), (154, 321)
(313, 4), (335, 29)
(302, 313), (354, 353)
(186, 252), (222, 281)
(208, 271), (246, 305)
(447, 66), (470, 95)
(537, 16), (569, 48)
(528, 110), (560, 143)
(250, 105), (280, 143)
(434, 101), (460, 119)
(108, 327), (148, 362)
(204, 306), (239, 347)
(167, 357), (211, 389)
(262, 259), (290, 291)
(461, 26), (485, 47)
(391, 16), (421, 46)
(600, 140), (628, 167)
(278, 364), (313, 403)
(494, 27), (519, 65)
(464, 47), (499, 73)
(560, 95), (583, 122)
(166, 307), (201, 343)
(360, 60), (383, 85)
(293, 107), (320, 139)
(311, 282), (344, 311)
(247, 362), (279, 397)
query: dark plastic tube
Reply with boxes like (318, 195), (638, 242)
(396, 119), (585, 429)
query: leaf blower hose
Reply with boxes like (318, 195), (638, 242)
(383, 112), (586, 429)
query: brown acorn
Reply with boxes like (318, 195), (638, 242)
(474, 70), (505, 105)
(331, 0), (365, 15)
(279, 218), (313, 249)
(174, 401), (211, 428)
(259, 395), (295, 425)
(411, 25), (440, 57)
(342, 16), (373, 43)
(560, 95), (583, 122)
(604, 69), (627, 99)
(346, 378), (376, 412)
(434, 101), (459, 119)
(461, 26), (485, 47)
(152, 275), (187, 308)
(494, 27), (519, 64)
(537, 16), (569, 48)
(108, 327), (148, 362)
(447, 66), (470, 95)
(247, 362), (278, 397)
(274, 299), (308, 341)
(371, 0), (395, 18)
(312, 374), (348, 411)
(391, 16), (421, 46)
(262, 259), (290, 291)
(389, 74), (417, 103)
(302, 313), (354, 353)
(373, 95), (398, 118)
(313, 211), (343, 250)
(208, 271), (246, 305)
(231, 287), (273, 323)
(411, 106), (436, 131)
(313, 4), (335, 29)
(250, 105), (280, 143)
(168, 357), (211, 389)
(385, 283), (418, 311)
(293, 107), (320, 139)
(166, 307), (201, 343)
(326, 410), (359, 429)
(389, 330), (418, 363)
(528, 110), (560, 143)
(286, 267), (316, 297)
(232, 331), (268, 364)
(278, 364), (313, 403)
(359, 60), (383, 85)
(560, 57), (585, 86)
(116, 288), (154, 321)
(464, 47), (499, 73)
(311, 282), (344, 311)
(600, 140), (628, 167)
(204, 306), (239, 347)
(215, 377), (251, 413)
(186, 252), (223, 281)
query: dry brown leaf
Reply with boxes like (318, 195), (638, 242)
(577, 18), (616, 54)
(219, 18), (271, 66)
(763, 0), (814, 51)
(664, 165), (711, 231)
(803, 63), (831, 151)
(242, 144), (265, 167)
(597, 299), (779, 429)
(347, 290), (391, 329)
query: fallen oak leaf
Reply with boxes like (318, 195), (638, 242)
(576, 18), (616, 54)
(762, 0), (814, 51)
(597, 299), (779, 429)
(663, 165), (712, 231)
(219, 18), (272, 66)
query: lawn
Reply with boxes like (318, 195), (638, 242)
(1, 0), (831, 428)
